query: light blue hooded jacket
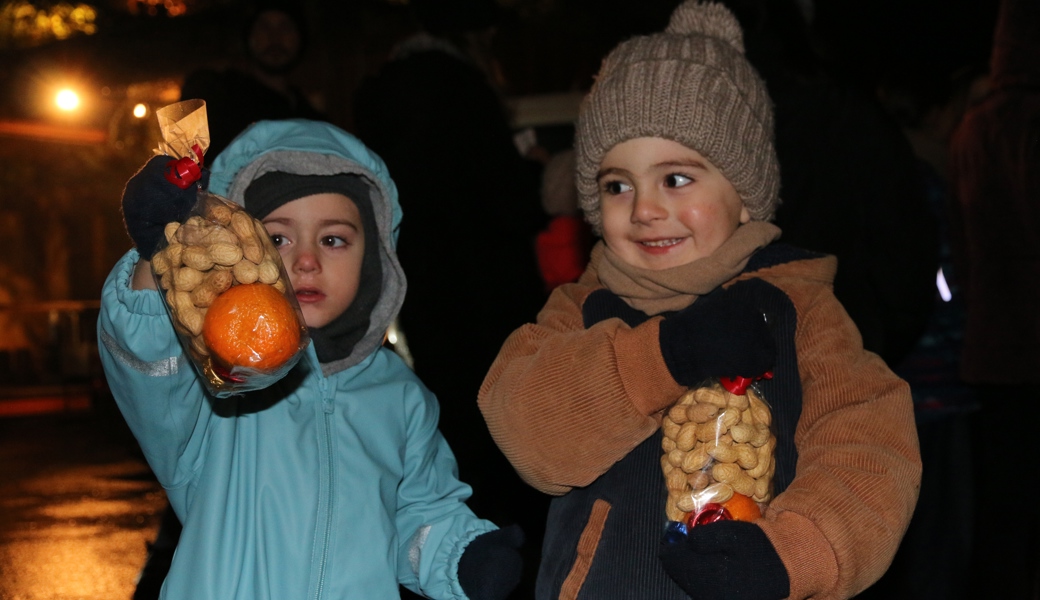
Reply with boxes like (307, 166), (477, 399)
(98, 120), (496, 600)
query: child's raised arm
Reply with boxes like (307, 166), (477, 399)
(98, 251), (208, 488)
(98, 155), (214, 487)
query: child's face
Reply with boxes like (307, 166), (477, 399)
(598, 137), (750, 271)
(262, 193), (366, 329)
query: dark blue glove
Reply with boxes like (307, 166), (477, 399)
(658, 287), (775, 386)
(121, 155), (208, 259)
(659, 520), (789, 600)
(458, 524), (524, 600)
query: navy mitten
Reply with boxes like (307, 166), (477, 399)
(659, 520), (790, 600)
(658, 288), (775, 386)
(457, 524), (524, 600)
(121, 155), (208, 259)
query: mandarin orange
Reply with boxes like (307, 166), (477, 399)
(721, 492), (762, 522)
(202, 283), (301, 371)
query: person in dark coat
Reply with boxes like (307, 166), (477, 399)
(949, 0), (1040, 596)
(180, 0), (325, 161)
(721, 0), (938, 369)
(353, 1), (549, 596)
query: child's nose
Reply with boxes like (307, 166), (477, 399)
(631, 191), (668, 223)
(291, 246), (320, 273)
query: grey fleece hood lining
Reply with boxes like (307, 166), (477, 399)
(226, 150), (407, 376)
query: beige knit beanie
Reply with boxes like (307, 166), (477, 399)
(575, 0), (780, 233)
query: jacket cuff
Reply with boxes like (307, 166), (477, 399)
(614, 318), (686, 417)
(758, 510), (839, 599)
(113, 250), (167, 317)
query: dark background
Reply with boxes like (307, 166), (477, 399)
(0, 0), (1000, 308)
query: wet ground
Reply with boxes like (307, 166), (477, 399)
(0, 396), (165, 600)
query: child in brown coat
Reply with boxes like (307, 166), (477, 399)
(478, 2), (921, 599)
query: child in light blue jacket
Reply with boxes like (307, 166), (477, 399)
(99, 119), (522, 600)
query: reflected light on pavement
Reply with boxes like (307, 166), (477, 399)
(0, 414), (167, 600)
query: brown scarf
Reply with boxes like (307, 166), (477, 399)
(593, 221), (782, 315)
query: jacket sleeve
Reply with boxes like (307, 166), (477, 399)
(395, 380), (497, 600)
(97, 250), (210, 488)
(755, 269), (922, 600)
(477, 272), (687, 495)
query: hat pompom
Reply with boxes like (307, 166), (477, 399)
(665, 1), (745, 54)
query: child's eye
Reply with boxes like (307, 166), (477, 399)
(269, 234), (287, 248)
(320, 235), (348, 248)
(601, 180), (632, 195)
(665, 174), (693, 188)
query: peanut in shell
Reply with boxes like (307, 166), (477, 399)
(164, 222), (180, 244)
(207, 243), (244, 266)
(173, 267), (205, 292)
(182, 245), (215, 271)
(200, 227), (239, 247)
(257, 259), (280, 284)
(205, 202), (235, 226)
(242, 240), (264, 265)
(688, 402), (718, 423)
(229, 210), (255, 241)
(152, 251), (172, 276)
(233, 259), (260, 284)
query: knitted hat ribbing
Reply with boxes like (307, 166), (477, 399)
(575, 0), (780, 233)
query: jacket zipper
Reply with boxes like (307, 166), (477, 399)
(314, 376), (335, 600)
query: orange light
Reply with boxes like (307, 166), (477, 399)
(55, 89), (80, 111)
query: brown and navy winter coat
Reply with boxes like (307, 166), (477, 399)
(478, 243), (921, 600)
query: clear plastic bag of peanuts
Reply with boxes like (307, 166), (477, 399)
(149, 100), (310, 397)
(660, 373), (776, 541)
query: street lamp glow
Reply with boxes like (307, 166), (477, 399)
(133, 103), (148, 118)
(55, 89), (80, 111)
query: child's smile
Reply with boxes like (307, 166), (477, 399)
(597, 137), (750, 271)
(641, 238), (684, 248)
(637, 237), (688, 253)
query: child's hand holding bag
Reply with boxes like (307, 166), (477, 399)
(659, 519), (789, 600)
(658, 287), (776, 385)
(122, 155), (209, 260)
(656, 286), (787, 599)
(118, 101), (310, 397)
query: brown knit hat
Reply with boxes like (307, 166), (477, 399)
(575, 0), (780, 233)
